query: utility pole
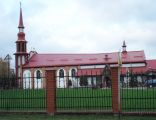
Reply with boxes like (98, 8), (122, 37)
(4, 54), (12, 78)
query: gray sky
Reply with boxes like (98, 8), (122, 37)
(0, 0), (156, 68)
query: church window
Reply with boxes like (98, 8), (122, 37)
(59, 69), (64, 78)
(71, 69), (76, 77)
(36, 70), (41, 79)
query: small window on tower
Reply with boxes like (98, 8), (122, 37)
(22, 43), (25, 52)
(17, 43), (20, 52)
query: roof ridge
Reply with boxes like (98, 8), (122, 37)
(31, 50), (144, 55)
(146, 59), (156, 61)
(35, 52), (118, 55)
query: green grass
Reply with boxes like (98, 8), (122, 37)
(56, 88), (156, 112)
(0, 89), (46, 111)
(0, 114), (156, 120)
(121, 88), (156, 112)
(56, 88), (112, 111)
(0, 88), (156, 112)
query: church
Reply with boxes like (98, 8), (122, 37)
(14, 6), (156, 89)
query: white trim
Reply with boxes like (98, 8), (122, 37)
(122, 63), (145, 67)
(56, 68), (66, 77)
(80, 63), (146, 69)
(80, 65), (95, 69)
(95, 65), (105, 68)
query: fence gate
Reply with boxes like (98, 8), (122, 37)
(55, 67), (119, 113)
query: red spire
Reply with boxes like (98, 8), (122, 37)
(18, 3), (24, 28)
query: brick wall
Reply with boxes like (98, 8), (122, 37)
(46, 70), (56, 115)
(111, 67), (120, 114)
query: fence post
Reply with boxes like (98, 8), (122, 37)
(46, 70), (56, 115)
(111, 67), (121, 115)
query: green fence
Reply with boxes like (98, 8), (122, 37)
(56, 75), (112, 112)
(121, 74), (156, 113)
(0, 77), (46, 112)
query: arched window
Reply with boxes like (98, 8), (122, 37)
(59, 69), (64, 78)
(71, 69), (76, 77)
(36, 70), (41, 79)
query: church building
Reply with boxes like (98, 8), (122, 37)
(14, 6), (156, 89)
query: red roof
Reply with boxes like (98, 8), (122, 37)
(121, 59), (156, 74)
(23, 51), (145, 68)
(77, 69), (103, 76)
(121, 51), (145, 63)
(121, 67), (147, 74)
(146, 59), (156, 70)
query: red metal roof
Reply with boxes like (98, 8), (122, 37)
(77, 69), (103, 76)
(121, 51), (145, 63)
(23, 51), (145, 68)
(76, 60), (156, 76)
(121, 67), (147, 74)
(121, 59), (156, 74)
(146, 59), (156, 70)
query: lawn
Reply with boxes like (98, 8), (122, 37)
(0, 89), (46, 111)
(121, 88), (156, 112)
(0, 88), (156, 112)
(0, 114), (156, 120)
(56, 87), (156, 112)
(56, 88), (112, 111)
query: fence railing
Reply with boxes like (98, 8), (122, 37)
(120, 73), (156, 113)
(0, 69), (156, 115)
(56, 75), (112, 112)
(0, 77), (46, 112)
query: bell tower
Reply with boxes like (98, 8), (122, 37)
(14, 3), (28, 83)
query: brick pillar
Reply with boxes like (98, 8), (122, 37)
(111, 67), (121, 115)
(46, 70), (56, 115)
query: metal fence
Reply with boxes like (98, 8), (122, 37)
(56, 73), (112, 113)
(0, 77), (46, 112)
(120, 73), (156, 113)
(0, 70), (156, 115)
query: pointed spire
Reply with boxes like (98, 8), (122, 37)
(122, 40), (126, 47)
(122, 40), (127, 53)
(17, 2), (26, 41)
(18, 2), (24, 28)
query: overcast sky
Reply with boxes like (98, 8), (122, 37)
(0, 0), (156, 68)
